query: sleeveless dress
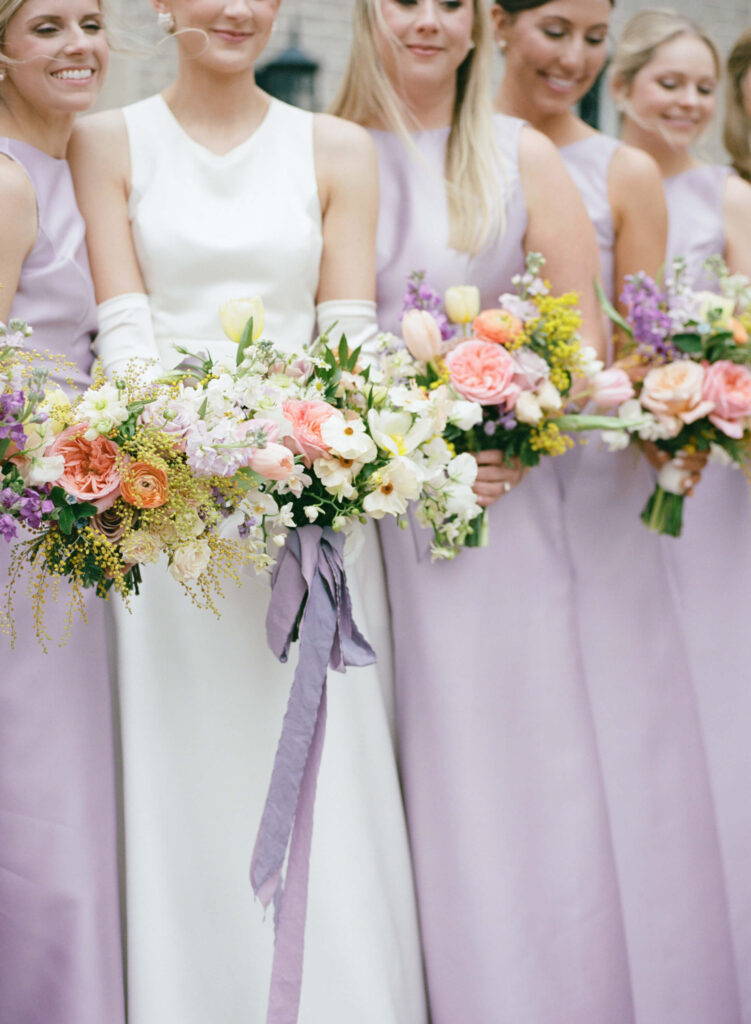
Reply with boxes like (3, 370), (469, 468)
(664, 164), (751, 1022)
(373, 117), (635, 1024)
(560, 136), (742, 1024)
(0, 140), (124, 1024)
(114, 95), (427, 1024)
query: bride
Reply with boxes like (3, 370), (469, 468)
(69, 1), (427, 1022)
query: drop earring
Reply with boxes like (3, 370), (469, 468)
(157, 10), (175, 33)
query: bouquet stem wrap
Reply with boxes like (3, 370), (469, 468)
(251, 524), (376, 1024)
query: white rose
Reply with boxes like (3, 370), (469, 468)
(120, 529), (163, 564)
(169, 540), (211, 582)
(448, 400), (483, 430)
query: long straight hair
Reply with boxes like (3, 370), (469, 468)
(331, 0), (505, 256)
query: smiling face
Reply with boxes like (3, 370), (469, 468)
(619, 33), (718, 151)
(494, 0), (611, 118)
(156, 0), (279, 72)
(375, 0), (475, 102)
(1, 0), (108, 113)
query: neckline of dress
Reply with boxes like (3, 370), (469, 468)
(0, 135), (67, 164)
(155, 93), (277, 162)
(664, 163), (726, 184)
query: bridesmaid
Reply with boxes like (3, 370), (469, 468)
(613, 9), (751, 1021)
(333, 2), (637, 1022)
(0, 2), (124, 1023)
(724, 27), (751, 184)
(493, 6), (741, 1024)
(69, 1), (427, 1022)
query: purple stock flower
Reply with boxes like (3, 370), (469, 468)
(401, 270), (456, 342)
(0, 487), (18, 510)
(620, 274), (676, 360)
(0, 391), (24, 417)
(0, 514), (17, 541)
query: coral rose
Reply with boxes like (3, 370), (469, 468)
(283, 399), (343, 466)
(639, 361), (715, 437)
(702, 360), (751, 438)
(472, 308), (524, 346)
(121, 462), (169, 508)
(46, 424), (122, 511)
(445, 340), (520, 407)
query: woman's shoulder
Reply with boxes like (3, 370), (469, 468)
(724, 169), (751, 220)
(313, 112), (376, 164)
(0, 154), (38, 266)
(608, 143), (663, 200)
(70, 108), (128, 165)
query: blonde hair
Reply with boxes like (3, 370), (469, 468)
(724, 28), (751, 183)
(331, 0), (504, 255)
(609, 8), (720, 94)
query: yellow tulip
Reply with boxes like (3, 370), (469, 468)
(445, 285), (481, 326)
(219, 297), (265, 343)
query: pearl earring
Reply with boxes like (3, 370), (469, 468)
(498, 39), (508, 54)
(0, 68), (6, 82)
(157, 10), (175, 33)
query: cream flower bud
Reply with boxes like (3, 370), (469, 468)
(445, 286), (481, 325)
(514, 391), (544, 425)
(536, 380), (563, 412)
(219, 297), (265, 343)
(401, 309), (443, 361)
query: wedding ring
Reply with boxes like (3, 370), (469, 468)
(502, 481), (511, 493)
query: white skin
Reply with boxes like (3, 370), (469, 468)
(374, 0), (605, 504)
(616, 34), (751, 279)
(493, 0), (667, 320)
(0, 0), (108, 321)
(68, 0), (378, 321)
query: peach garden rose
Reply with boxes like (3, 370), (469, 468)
(445, 340), (521, 408)
(639, 361), (715, 437)
(283, 399), (343, 466)
(45, 424), (122, 512)
(702, 360), (751, 438)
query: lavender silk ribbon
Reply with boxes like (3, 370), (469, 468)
(251, 524), (376, 1024)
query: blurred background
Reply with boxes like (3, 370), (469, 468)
(99, 0), (751, 159)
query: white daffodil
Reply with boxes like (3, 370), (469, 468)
(78, 383), (129, 439)
(367, 408), (434, 456)
(363, 456), (423, 518)
(447, 452), (479, 488)
(320, 415), (377, 461)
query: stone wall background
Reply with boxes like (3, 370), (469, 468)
(99, 1), (750, 160)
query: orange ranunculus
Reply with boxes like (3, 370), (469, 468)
(472, 308), (524, 346)
(121, 462), (169, 508)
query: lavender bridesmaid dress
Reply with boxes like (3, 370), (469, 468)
(373, 118), (635, 1024)
(0, 140), (124, 1024)
(664, 164), (751, 1022)
(559, 136), (741, 1024)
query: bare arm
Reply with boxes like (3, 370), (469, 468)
(724, 174), (751, 278)
(518, 126), (607, 360)
(0, 159), (37, 322)
(313, 114), (378, 303)
(68, 110), (147, 301)
(608, 145), (667, 312)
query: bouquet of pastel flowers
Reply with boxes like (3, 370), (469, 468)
(384, 255), (628, 547)
(597, 256), (751, 536)
(0, 317), (279, 644)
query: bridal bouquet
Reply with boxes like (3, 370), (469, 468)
(597, 257), (751, 535)
(388, 256), (629, 546)
(0, 321), (259, 643)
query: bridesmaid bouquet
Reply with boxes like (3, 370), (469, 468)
(390, 255), (629, 547)
(597, 257), (751, 536)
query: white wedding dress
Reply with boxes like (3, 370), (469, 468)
(115, 94), (427, 1024)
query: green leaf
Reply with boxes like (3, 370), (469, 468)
(337, 333), (349, 369)
(672, 332), (703, 355)
(595, 278), (633, 339)
(236, 316), (255, 367)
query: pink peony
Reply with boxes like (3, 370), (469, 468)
(283, 399), (343, 466)
(247, 442), (295, 480)
(639, 361), (715, 437)
(445, 340), (521, 407)
(702, 360), (751, 438)
(46, 424), (122, 511)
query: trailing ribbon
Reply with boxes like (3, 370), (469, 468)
(251, 524), (376, 1024)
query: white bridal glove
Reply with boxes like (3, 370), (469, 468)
(316, 299), (379, 363)
(95, 293), (162, 382)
